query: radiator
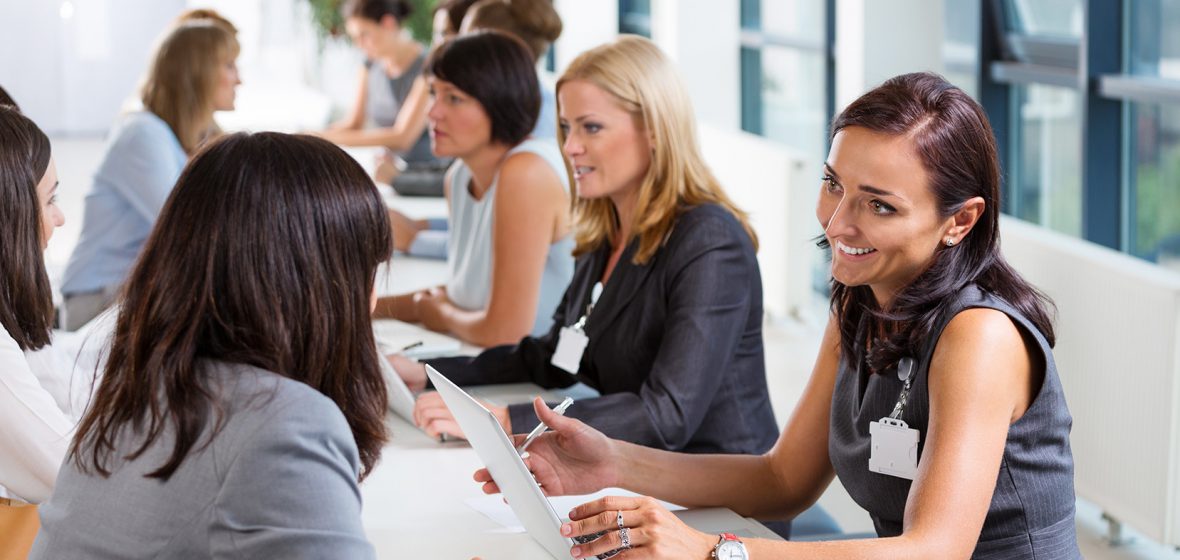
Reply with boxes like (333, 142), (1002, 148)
(1000, 216), (1180, 545)
(698, 124), (821, 322)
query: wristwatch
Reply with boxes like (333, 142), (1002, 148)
(711, 533), (748, 559)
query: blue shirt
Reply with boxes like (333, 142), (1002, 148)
(61, 112), (188, 295)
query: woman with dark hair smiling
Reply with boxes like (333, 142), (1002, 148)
(474, 72), (1080, 559)
(374, 31), (573, 348)
(32, 132), (392, 559)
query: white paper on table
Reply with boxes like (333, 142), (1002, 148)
(465, 488), (685, 533)
(372, 319), (462, 360)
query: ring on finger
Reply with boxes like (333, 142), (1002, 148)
(616, 510), (625, 531)
(619, 527), (632, 549)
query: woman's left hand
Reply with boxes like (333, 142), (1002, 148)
(414, 287), (450, 332)
(561, 496), (715, 559)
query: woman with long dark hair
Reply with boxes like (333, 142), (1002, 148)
(32, 132), (392, 558)
(474, 72), (1080, 559)
(0, 104), (71, 557)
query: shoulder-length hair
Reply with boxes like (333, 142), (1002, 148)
(827, 72), (1056, 371)
(71, 132), (393, 480)
(140, 21), (239, 154)
(557, 36), (757, 264)
(0, 106), (54, 351)
(426, 31), (539, 147)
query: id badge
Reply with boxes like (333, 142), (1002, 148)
(868, 417), (920, 480)
(551, 327), (588, 374)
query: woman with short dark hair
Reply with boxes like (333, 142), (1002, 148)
(32, 132), (393, 559)
(375, 31), (573, 348)
(475, 72), (1081, 559)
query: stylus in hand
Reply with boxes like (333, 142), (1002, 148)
(516, 397), (574, 455)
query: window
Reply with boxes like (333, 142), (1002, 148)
(1009, 84), (1083, 236)
(738, 0), (831, 161)
(618, 0), (651, 38)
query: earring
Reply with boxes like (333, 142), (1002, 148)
(945, 239), (955, 247)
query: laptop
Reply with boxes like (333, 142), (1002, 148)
(426, 365), (782, 559)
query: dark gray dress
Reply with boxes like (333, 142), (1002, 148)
(828, 284), (1081, 558)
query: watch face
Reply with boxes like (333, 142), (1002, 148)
(716, 541), (748, 560)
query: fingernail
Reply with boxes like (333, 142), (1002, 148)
(570, 547), (581, 557)
(520, 451), (530, 460)
(561, 524), (571, 535)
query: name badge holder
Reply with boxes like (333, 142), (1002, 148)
(868, 357), (921, 480)
(551, 282), (603, 374)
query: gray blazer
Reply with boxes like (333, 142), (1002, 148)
(31, 361), (374, 559)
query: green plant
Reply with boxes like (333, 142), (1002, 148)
(303, 0), (437, 43)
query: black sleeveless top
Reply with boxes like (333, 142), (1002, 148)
(828, 285), (1081, 558)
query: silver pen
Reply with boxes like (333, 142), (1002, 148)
(516, 397), (574, 455)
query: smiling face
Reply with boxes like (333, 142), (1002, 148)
(817, 126), (961, 305)
(558, 79), (652, 206)
(426, 77), (493, 158)
(35, 157), (64, 249)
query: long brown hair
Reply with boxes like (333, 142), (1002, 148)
(558, 36), (757, 264)
(71, 132), (393, 480)
(140, 21), (239, 153)
(825, 72), (1055, 371)
(0, 106), (54, 351)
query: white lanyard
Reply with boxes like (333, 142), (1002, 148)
(551, 282), (603, 374)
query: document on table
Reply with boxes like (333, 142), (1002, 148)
(465, 488), (685, 533)
(373, 319), (462, 360)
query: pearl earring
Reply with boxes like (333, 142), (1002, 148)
(945, 239), (955, 247)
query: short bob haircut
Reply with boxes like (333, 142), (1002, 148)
(72, 132), (393, 481)
(0, 105), (54, 351)
(557, 36), (757, 264)
(425, 31), (540, 147)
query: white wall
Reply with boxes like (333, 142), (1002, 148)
(0, 0), (184, 135)
(835, 0), (945, 111)
(651, 0), (741, 131)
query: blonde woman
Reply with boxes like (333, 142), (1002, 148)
(394, 36), (779, 460)
(61, 20), (240, 330)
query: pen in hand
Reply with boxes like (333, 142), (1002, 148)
(516, 397), (574, 455)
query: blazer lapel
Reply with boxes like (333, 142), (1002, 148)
(584, 239), (658, 339)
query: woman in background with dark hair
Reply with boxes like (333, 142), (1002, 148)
(0, 105), (71, 558)
(0, 85), (17, 107)
(32, 132), (392, 559)
(318, 0), (450, 196)
(374, 32), (573, 349)
(474, 72), (1080, 559)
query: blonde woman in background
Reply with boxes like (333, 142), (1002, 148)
(396, 37), (780, 471)
(60, 20), (240, 330)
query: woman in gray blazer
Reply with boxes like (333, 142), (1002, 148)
(31, 132), (393, 559)
(390, 35), (779, 457)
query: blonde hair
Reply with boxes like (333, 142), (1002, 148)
(557, 36), (757, 264)
(140, 21), (239, 154)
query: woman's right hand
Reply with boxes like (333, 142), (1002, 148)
(387, 353), (427, 391)
(474, 397), (619, 497)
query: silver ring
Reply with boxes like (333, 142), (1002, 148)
(616, 510), (625, 530)
(619, 527), (631, 549)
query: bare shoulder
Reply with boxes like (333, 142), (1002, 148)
(930, 307), (1035, 415)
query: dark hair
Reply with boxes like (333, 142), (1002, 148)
(0, 84), (18, 109)
(465, 0), (562, 61)
(426, 31), (539, 146)
(71, 132), (393, 480)
(825, 72), (1056, 372)
(437, 0), (479, 36)
(0, 105), (54, 351)
(342, 0), (412, 23)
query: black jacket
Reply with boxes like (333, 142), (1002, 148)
(428, 204), (779, 455)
